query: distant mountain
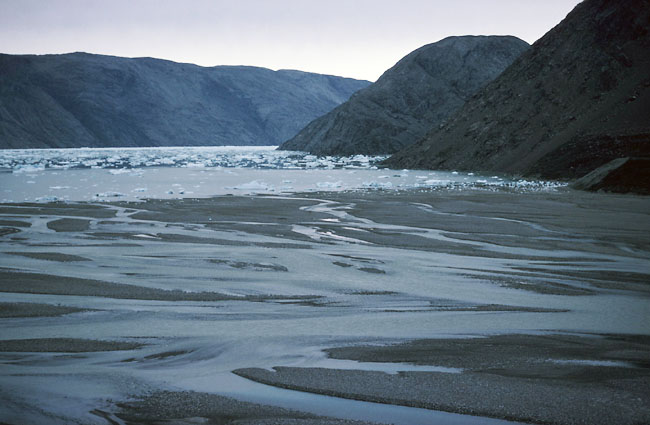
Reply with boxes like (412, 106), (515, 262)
(0, 53), (370, 149)
(385, 0), (650, 180)
(279, 36), (529, 156)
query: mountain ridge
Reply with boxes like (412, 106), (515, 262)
(0, 52), (370, 149)
(384, 0), (650, 179)
(279, 35), (529, 155)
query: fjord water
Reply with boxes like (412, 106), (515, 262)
(0, 146), (561, 202)
(1, 146), (648, 424)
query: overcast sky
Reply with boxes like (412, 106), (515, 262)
(0, 0), (581, 81)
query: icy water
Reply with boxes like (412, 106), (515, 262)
(0, 146), (562, 202)
(1, 147), (649, 425)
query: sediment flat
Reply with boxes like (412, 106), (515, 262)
(46, 218), (91, 232)
(0, 302), (88, 318)
(5, 252), (91, 262)
(0, 338), (143, 352)
(0, 270), (319, 303)
(0, 202), (116, 219)
(1, 187), (649, 425)
(117, 390), (377, 425)
(236, 334), (650, 425)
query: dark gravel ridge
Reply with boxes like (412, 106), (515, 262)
(235, 333), (650, 425)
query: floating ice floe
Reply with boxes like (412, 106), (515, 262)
(108, 168), (132, 175)
(235, 180), (274, 191)
(424, 179), (451, 186)
(0, 146), (389, 172)
(316, 181), (343, 189)
(13, 164), (45, 174)
(363, 181), (393, 189)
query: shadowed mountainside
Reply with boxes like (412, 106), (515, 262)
(279, 36), (529, 155)
(571, 157), (650, 195)
(385, 0), (650, 180)
(0, 53), (370, 149)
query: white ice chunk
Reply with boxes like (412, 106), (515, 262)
(363, 181), (393, 189)
(424, 179), (451, 185)
(13, 164), (45, 173)
(316, 181), (343, 189)
(108, 169), (132, 175)
(235, 180), (273, 191)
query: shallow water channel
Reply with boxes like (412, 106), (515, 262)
(1, 147), (648, 424)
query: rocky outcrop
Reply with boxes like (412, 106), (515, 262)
(572, 157), (650, 194)
(385, 0), (650, 180)
(279, 36), (529, 155)
(0, 53), (369, 149)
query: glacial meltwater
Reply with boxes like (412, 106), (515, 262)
(1, 146), (648, 425)
(0, 146), (563, 202)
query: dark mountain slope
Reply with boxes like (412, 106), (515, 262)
(572, 157), (650, 194)
(0, 53), (370, 149)
(385, 0), (650, 179)
(279, 36), (529, 155)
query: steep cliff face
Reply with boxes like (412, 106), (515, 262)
(279, 36), (529, 155)
(0, 53), (370, 149)
(385, 0), (650, 179)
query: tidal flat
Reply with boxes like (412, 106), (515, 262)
(1, 188), (649, 425)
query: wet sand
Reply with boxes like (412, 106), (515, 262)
(1, 187), (649, 424)
(0, 202), (116, 219)
(0, 220), (31, 228)
(46, 218), (91, 232)
(235, 334), (650, 424)
(0, 338), (143, 353)
(0, 270), (320, 302)
(0, 302), (88, 318)
(117, 390), (376, 425)
(6, 252), (91, 262)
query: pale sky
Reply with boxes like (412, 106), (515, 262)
(0, 0), (582, 81)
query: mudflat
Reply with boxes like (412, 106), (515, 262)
(117, 391), (376, 425)
(0, 302), (88, 318)
(0, 338), (143, 353)
(236, 334), (650, 425)
(1, 187), (649, 425)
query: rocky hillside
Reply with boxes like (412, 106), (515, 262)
(572, 157), (650, 195)
(279, 36), (529, 155)
(0, 53), (369, 149)
(385, 0), (650, 180)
